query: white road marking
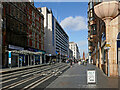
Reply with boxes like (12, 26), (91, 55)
(3, 74), (43, 89)
(29, 66), (69, 89)
(0, 78), (17, 84)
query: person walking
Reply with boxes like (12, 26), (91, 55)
(70, 59), (72, 67)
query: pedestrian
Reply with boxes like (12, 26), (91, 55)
(70, 59), (72, 67)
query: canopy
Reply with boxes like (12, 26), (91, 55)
(6, 50), (42, 55)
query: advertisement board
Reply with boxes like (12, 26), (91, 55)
(87, 69), (96, 84)
(8, 51), (11, 64)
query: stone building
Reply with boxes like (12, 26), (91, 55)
(69, 42), (80, 60)
(88, 0), (120, 77)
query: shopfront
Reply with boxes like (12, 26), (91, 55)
(8, 45), (24, 67)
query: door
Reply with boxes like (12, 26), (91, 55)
(118, 48), (120, 76)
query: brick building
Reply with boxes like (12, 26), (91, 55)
(1, 2), (45, 68)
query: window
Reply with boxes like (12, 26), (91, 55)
(90, 2), (93, 9)
(11, 6), (14, 16)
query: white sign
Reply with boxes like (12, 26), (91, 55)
(9, 58), (11, 64)
(9, 45), (24, 50)
(87, 70), (96, 84)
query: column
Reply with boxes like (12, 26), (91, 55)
(44, 55), (46, 64)
(40, 54), (42, 64)
(34, 55), (35, 65)
(104, 19), (111, 77)
(24, 55), (25, 66)
(99, 46), (102, 70)
(18, 55), (19, 67)
(28, 55), (29, 66)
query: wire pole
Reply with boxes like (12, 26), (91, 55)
(0, 2), (2, 69)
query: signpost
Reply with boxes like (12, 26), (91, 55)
(87, 69), (96, 84)
(104, 43), (111, 77)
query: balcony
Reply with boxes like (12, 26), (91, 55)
(88, 46), (94, 50)
(90, 20), (96, 25)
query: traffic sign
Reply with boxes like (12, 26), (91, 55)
(105, 43), (111, 47)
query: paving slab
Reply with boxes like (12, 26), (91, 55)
(46, 64), (118, 88)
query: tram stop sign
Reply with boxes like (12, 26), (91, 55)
(87, 69), (96, 84)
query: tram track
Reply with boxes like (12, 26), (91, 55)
(1, 63), (69, 89)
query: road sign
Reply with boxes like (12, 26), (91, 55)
(87, 69), (96, 84)
(105, 43), (111, 47)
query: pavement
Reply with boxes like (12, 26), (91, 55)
(46, 63), (119, 89)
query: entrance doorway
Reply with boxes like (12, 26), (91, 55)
(118, 48), (120, 76)
(117, 32), (120, 76)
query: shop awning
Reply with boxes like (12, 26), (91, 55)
(6, 50), (42, 55)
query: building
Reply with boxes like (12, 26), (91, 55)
(26, 2), (45, 65)
(2, 2), (27, 68)
(54, 18), (69, 62)
(88, 0), (120, 77)
(68, 49), (73, 59)
(83, 52), (85, 60)
(38, 7), (69, 63)
(1, 2), (45, 68)
(69, 42), (80, 60)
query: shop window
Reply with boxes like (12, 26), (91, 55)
(10, 6), (14, 16)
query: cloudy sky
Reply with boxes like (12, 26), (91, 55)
(35, 2), (88, 57)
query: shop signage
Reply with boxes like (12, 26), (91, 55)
(8, 51), (11, 64)
(9, 45), (24, 50)
(87, 69), (96, 84)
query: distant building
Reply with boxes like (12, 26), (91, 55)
(69, 42), (80, 60)
(83, 52), (85, 60)
(68, 49), (73, 59)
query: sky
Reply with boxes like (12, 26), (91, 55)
(34, 2), (88, 57)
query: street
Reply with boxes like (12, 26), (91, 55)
(0, 63), (119, 89)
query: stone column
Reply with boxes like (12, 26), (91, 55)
(104, 18), (111, 77)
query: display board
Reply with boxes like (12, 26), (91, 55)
(87, 69), (96, 84)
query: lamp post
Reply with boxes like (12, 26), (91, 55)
(0, 2), (2, 69)
(59, 47), (61, 63)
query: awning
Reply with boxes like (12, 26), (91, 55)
(6, 50), (42, 55)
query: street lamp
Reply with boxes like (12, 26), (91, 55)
(59, 47), (61, 63)
(0, 2), (2, 69)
